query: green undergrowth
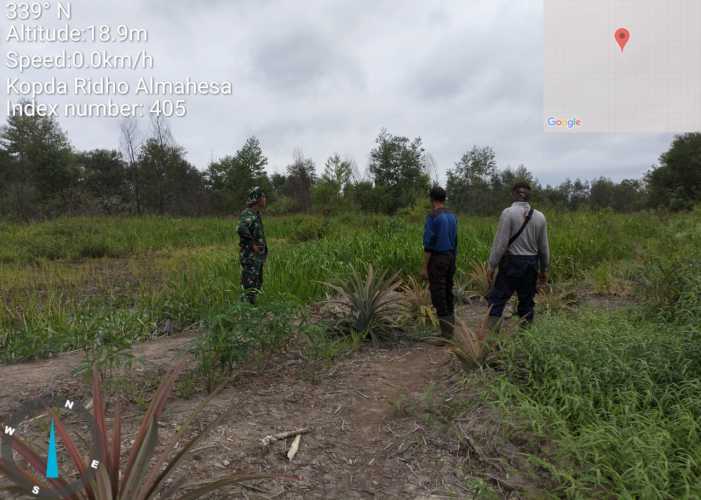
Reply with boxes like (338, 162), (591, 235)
(491, 309), (701, 498)
(0, 210), (696, 364)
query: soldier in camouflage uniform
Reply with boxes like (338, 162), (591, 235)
(238, 187), (268, 304)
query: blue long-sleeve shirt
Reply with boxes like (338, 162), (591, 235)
(423, 209), (458, 254)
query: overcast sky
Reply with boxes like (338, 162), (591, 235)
(5, 0), (679, 185)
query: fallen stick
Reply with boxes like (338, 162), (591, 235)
(287, 434), (302, 461)
(261, 428), (311, 446)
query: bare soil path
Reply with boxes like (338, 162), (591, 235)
(1, 339), (478, 498)
(0, 335), (193, 415)
(179, 343), (467, 499)
(0, 301), (578, 498)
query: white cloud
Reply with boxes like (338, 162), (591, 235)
(3, 0), (676, 184)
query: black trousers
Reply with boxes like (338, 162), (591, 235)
(428, 253), (456, 318)
(487, 255), (539, 322)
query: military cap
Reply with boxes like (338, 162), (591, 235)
(247, 186), (265, 205)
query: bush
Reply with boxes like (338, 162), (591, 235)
(321, 264), (408, 345)
(288, 217), (329, 242)
(194, 302), (298, 391)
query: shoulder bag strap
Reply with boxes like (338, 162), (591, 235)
(508, 208), (535, 248)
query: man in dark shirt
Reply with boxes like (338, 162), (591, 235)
(421, 186), (458, 338)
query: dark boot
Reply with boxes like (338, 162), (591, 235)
(438, 315), (455, 339)
(242, 289), (257, 305)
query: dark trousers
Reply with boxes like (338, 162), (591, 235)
(487, 255), (539, 322)
(241, 256), (265, 305)
(428, 253), (456, 318)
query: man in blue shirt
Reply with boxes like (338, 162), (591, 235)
(421, 186), (458, 338)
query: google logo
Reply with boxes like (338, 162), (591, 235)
(546, 116), (583, 129)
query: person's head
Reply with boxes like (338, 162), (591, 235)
(512, 182), (531, 202)
(429, 185), (447, 208)
(247, 186), (267, 209)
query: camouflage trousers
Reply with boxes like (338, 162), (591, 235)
(240, 251), (265, 305)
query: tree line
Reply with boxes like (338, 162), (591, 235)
(1, 101), (699, 219)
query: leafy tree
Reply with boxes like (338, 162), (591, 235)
(556, 178), (590, 210)
(369, 129), (429, 213)
(0, 149), (10, 188)
(539, 184), (570, 209)
(494, 165), (538, 208)
(0, 148), (28, 217)
(312, 181), (342, 213)
(447, 146), (497, 214)
(206, 136), (269, 212)
(612, 179), (647, 212)
(0, 101), (76, 214)
(453, 146), (497, 182)
(312, 154), (355, 213)
(322, 154), (354, 193)
(589, 177), (617, 210)
(76, 149), (130, 213)
(347, 180), (383, 212)
(269, 172), (287, 200)
(138, 139), (205, 215)
(647, 133), (701, 210)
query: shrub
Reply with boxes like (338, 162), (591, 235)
(194, 302), (297, 392)
(321, 264), (408, 344)
(288, 217), (329, 242)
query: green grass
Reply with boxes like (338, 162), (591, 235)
(492, 311), (701, 499)
(0, 210), (695, 362)
(485, 208), (701, 498)
(1, 208), (700, 496)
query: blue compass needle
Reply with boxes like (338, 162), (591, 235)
(46, 417), (59, 479)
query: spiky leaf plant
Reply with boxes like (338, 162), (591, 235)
(429, 315), (490, 372)
(400, 276), (438, 328)
(467, 261), (492, 299)
(0, 365), (290, 499)
(321, 264), (408, 344)
(448, 317), (488, 371)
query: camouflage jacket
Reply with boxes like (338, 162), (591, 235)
(237, 208), (267, 258)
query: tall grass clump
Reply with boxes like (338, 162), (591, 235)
(491, 311), (701, 498)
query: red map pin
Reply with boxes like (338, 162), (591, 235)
(615, 27), (630, 52)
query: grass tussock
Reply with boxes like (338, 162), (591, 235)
(400, 276), (438, 328)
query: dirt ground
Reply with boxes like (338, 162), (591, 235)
(0, 296), (630, 499)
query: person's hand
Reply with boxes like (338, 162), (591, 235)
(538, 272), (549, 291)
(486, 268), (495, 286)
(252, 244), (263, 254)
(420, 266), (429, 281)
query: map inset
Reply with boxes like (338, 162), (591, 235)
(545, 0), (701, 132)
